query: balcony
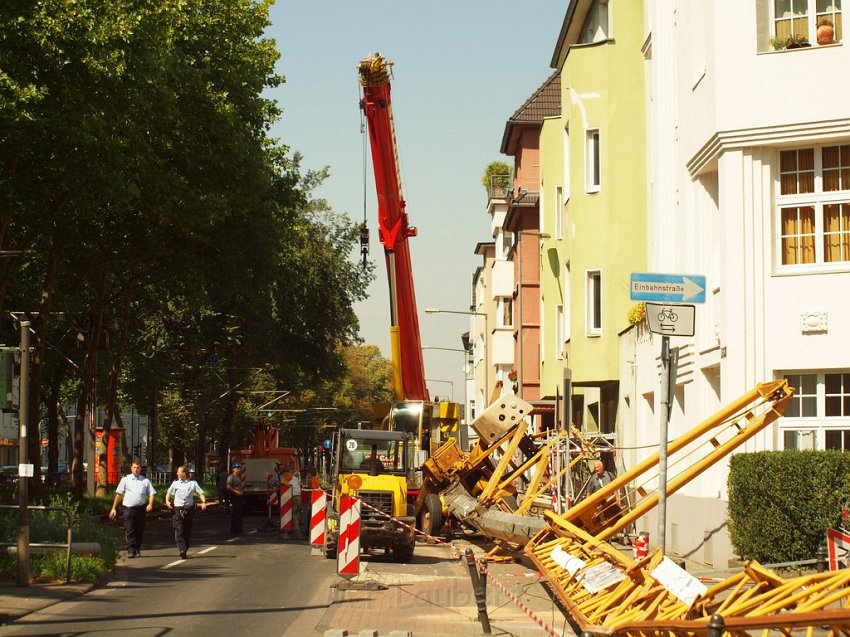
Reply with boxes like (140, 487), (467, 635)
(488, 174), (513, 201)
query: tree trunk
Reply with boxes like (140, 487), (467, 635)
(43, 360), (67, 477)
(103, 281), (136, 460)
(27, 235), (61, 496)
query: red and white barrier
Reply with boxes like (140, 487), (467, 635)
(267, 474), (280, 508)
(310, 490), (327, 546)
(337, 495), (361, 577)
(279, 484), (292, 532)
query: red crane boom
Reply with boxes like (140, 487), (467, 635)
(358, 53), (428, 402)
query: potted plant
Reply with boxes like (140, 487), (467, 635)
(770, 35), (787, 50)
(482, 161), (512, 198)
(817, 18), (836, 44)
(786, 33), (811, 48)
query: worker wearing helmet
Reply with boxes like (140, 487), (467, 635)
(226, 462), (246, 535)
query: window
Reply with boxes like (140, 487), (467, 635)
(773, 0), (843, 44)
(580, 0), (610, 44)
(563, 125), (571, 203)
(555, 186), (564, 240)
(564, 261), (571, 342)
(781, 372), (850, 449)
(586, 129), (601, 193)
(497, 229), (513, 259)
(777, 146), (850, 268)
(555, 304), (564, 359)
(586, 270), (602, 336)
(498, 297), (513, 328)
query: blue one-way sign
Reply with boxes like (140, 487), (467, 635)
(630, 273), (706, 303)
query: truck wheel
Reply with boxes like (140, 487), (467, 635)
(419, 494), (444, 536)
(392, 542), (414, 563)
(324, 533), (337, 560)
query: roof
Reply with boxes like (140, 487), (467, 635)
(500, 71), (562, 154)
(509, 71), (562, 122)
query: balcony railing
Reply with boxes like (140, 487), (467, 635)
(488, 174), (513, 200)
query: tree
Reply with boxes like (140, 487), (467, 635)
(0, 0), (371, 493)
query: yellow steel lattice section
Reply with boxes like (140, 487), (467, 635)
(527, 525), (850, 637)
(546, 381), (795, 542)
(522, 380), (850, 635)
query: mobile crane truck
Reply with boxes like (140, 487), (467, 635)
(323, 54), (456, 562)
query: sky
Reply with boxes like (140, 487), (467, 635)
(266, 2), (568, 406)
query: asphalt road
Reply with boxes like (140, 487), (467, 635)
(0, 507), (341, 636)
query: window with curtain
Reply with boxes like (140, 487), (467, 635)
(772, 0), (843, 44)
(777, 145), (850, 268)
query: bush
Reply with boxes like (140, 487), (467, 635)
(728, 450), (850, 562)
(0, 491), (120, 583)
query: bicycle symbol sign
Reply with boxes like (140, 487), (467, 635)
(645, 302), (695, 337)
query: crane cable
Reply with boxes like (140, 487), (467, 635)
(359, 80), (370, 269)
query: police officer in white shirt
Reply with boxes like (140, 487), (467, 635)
(109, 460), (156, 558)
(165, 465), (207, 559)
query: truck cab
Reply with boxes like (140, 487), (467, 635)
(325, 428), (416, 562)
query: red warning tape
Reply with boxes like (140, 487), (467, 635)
(354, 497), (462, 554)
(355, 496), (563, 634)
(480, 563), (564, 637)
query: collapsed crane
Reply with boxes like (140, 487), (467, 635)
(524, 379), (850, 636)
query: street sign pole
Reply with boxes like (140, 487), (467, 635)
(657, 336), (679, 554)
(17, 321), (30, 587)
(658, 335), (669, 555)
(631, 273), (700, 555)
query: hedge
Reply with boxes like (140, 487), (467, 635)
(728, 450), (850, 563)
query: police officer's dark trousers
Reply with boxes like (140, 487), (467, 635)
(173, 506), (196, 555)
(124, 505), (147, 554)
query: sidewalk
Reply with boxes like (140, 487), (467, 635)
(284, 540), (572, 637)
(0, 580), (95, 625)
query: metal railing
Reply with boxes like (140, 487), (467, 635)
(0, 505), (73, 583)
(488, 174), (512, 200)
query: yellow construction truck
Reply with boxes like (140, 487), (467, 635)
(323, 428), (417, 562)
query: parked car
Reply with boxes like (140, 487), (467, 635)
(0, 466), (18, 487)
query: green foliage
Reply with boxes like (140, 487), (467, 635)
(0, 0), (373, 482)
(728, 451), (850, 562)
(481, 160), (512, 190)
(0, 492), (120, 583)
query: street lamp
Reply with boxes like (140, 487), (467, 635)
(424, 308), (489, 410)
(514, 231), (550, 398)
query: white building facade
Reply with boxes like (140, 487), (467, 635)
(619, 0), (850, 567)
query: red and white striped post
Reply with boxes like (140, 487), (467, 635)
(310, 490), (327, 546)
(279, 484), (292, 533)
(337, 495), (361, 577)
(267, 475), (280, 507)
